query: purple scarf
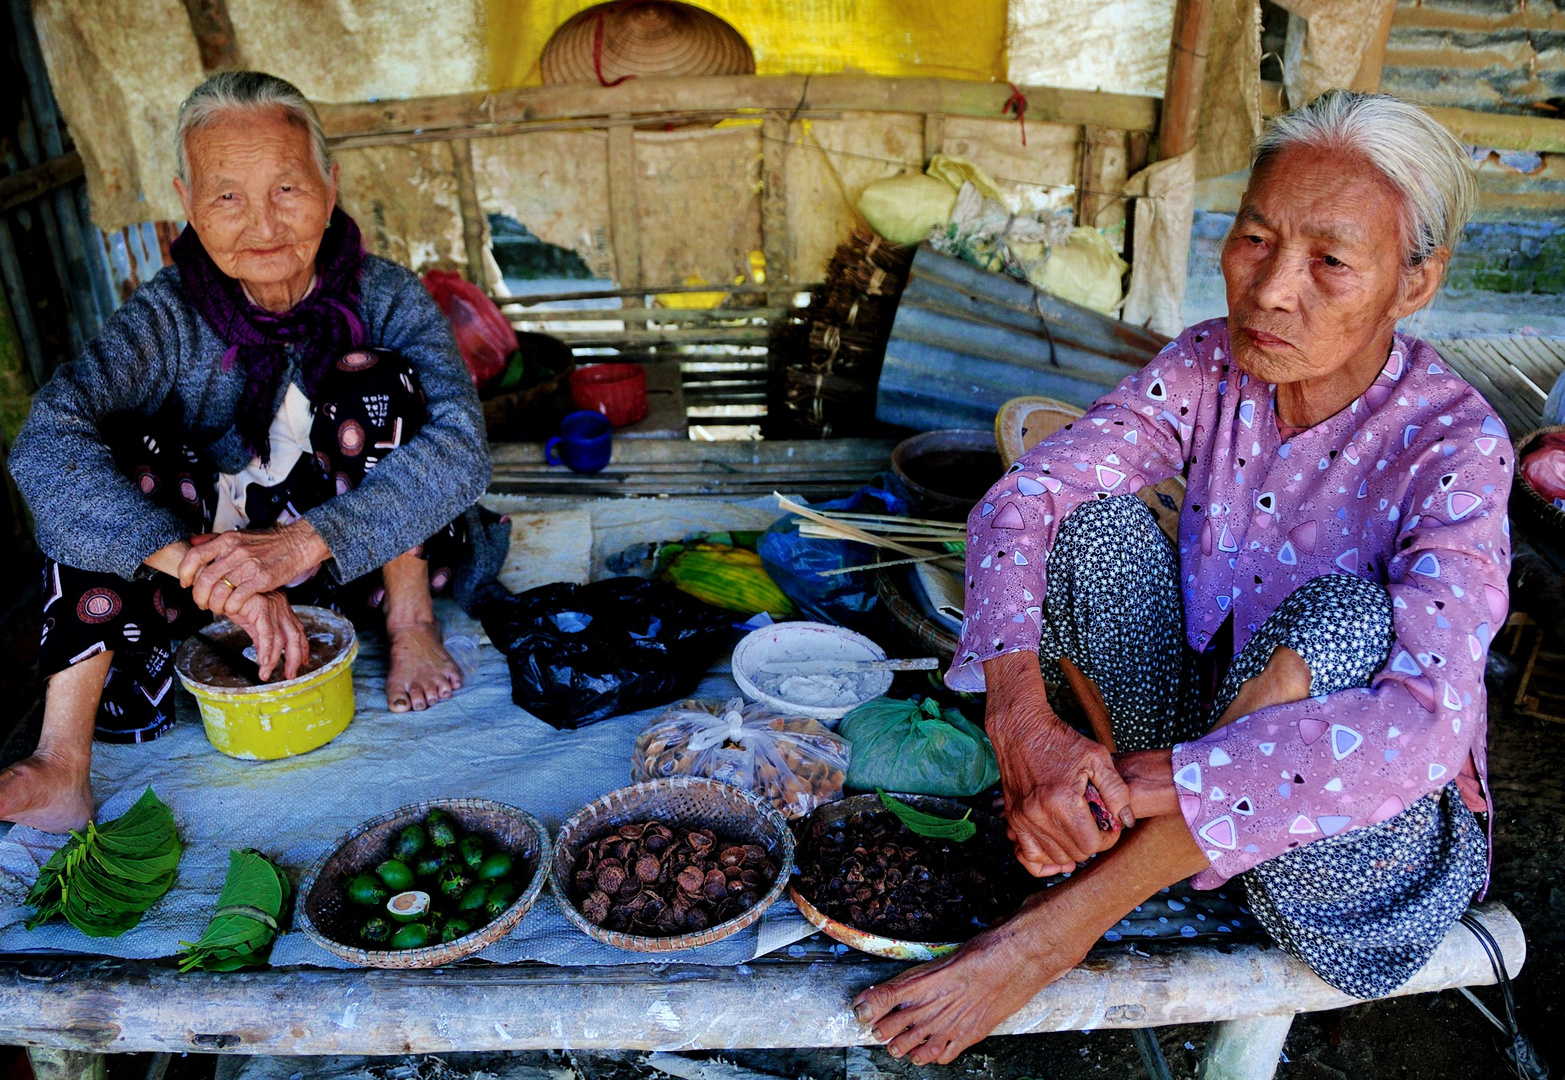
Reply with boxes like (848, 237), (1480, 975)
(173, 207), (366, 461)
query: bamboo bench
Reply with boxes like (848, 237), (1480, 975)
(3, 900), (1523, 1080)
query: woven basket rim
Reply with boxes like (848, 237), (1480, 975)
(548, 777), (795, 953)
(297, 797), (551, 969)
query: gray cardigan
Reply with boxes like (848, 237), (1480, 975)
(11, 255), (492, 585)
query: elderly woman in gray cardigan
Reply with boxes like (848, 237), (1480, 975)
(3, 72), (497, 833)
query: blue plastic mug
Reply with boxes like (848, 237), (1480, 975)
(545, 410), (613, 473)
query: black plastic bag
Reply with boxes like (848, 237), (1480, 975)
(476, 577), (736, 730)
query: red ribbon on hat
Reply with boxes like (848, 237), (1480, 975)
(593, 11), (636, 87)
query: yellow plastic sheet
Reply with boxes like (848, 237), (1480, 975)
(484, 0), (1008, 89)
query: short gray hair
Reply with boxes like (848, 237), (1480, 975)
(1251, 89), (1477, 271)
(175, 71), (330, 185)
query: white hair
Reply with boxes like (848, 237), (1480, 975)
(175, 71), (330, 185)
(1251, 89), (1477, 272)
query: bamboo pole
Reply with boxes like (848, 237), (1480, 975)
(1157, 0), (1215, 160)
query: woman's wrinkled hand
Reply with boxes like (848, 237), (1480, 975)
(983, 651), (1133, 877)
(179, 521), (332, 615)
(227, 591), (309, 681)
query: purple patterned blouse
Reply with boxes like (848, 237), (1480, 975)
(948, 319), (1511, 889)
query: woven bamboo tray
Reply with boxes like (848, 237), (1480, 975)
(297, 798), (550, 969)
(549, 777), (795, 953)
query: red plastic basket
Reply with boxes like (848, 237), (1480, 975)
(570, 363), (648, 427)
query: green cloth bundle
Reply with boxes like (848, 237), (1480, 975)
(839, 696), (1000, 797)
(25, 787), (181, 937)
(179, 849), (291, 971)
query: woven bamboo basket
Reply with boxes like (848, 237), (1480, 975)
(550, 777), (795, 953)
(298, 798), (550, 969)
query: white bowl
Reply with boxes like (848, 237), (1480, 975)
(730, 622), (893, 723)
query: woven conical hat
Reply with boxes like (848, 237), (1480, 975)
(541, 1), (755, 86)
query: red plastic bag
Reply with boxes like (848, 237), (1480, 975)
(1523, 432), (1565, 502)
(421, 269), (515, 388)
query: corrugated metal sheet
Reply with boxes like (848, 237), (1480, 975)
(877, 246), (1167, 432)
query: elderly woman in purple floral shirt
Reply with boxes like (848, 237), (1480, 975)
(854, 90), (1508, 1064)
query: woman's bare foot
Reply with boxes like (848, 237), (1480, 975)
(386, 620), (462, 712)
(0, 752), (94, 833)
(852, 899), (1085, 1065)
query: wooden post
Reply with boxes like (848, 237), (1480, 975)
(449, 137), (488, 286)
(1350, 1), (1397, 92)
(1197, 1013), (1294, 1080)
(760, 114), (790, 286)
(1075, 125), (1120, 229)
(1157, 0), (1215, 160)
(922, 113), (945, 162)
(180, 0), (245, 71)
(606, 118), (643, 290)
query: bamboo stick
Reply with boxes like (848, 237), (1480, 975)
(816, 552), (964, 577)
(774, 494), (929, 560)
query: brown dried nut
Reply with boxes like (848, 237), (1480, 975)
(574, 869), (597, 893)
(643, 831), (670, 853)
(742, 844), (768, 865)
(641, 894), (667, 921)
(684, 906), (710, 932)
(719, 845), (747, 867)
(582, 890), (612, 923)
(687, 830), (715, 853)
(617, 878), (642, 900)
(595, 859), (626, 894)
(739, 868), (762, 889)
(724, 865), (744, 882)
(702, 869), (729, 901)
(619, 823), (646, 839)
(635, 853), (662, 883)
(677, 865), (705, 894)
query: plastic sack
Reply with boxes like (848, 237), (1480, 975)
(1033, 226), (1128, 315)
(632, 697), (850, 818)
(924, 153), (1008, 208)
(857, 173), (958, 245)
(758, 479), (910, 625)
(475, 577), (735, 730)
(837, 696), (999, 797)
(421, 269), (516, 389)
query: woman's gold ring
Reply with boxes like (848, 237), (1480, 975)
(222, 576), (237, 590)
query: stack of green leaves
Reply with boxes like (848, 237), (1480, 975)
(24, 787), (180, 937)
(178, 849), (291, 972)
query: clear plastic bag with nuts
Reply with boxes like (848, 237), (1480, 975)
(631, 698), (851, 818)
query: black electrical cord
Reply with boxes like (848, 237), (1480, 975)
(1458, 911), (1551, 1080)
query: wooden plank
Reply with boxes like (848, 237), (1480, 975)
(507, 306), (787, 324)
(0, 903), (1522, 1054)
(1480, 338), (1556, 399)
(0, 150), (83, 212)
(1508, 336), (1565, 392)
(922, 113), (946, 160)
(1158, 0), (1215, 159)
(606, 120), (642, 289)
(496, 282), (803, 308)
(760, 115), (790, 286)
(449, 137), (487, 286)
(549, 328), (771, 348)
(1075, 126), (1121, 228)
(315, 76), (1161, 148)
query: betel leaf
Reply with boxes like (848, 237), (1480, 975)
(22, 787), (179, 937)
(178, 849), (290, 972)
(876, 789), (977, 842)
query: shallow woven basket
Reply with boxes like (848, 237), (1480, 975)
(1513, 425), (1565, 542)
(550, 777), (795, 953)
(298, 798), (550, 969)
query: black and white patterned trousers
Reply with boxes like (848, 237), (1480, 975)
(1036, 494), (1488, 998)
(38, 350), (471, 744)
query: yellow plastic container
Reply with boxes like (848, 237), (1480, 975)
(174, 606), (358, 761)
